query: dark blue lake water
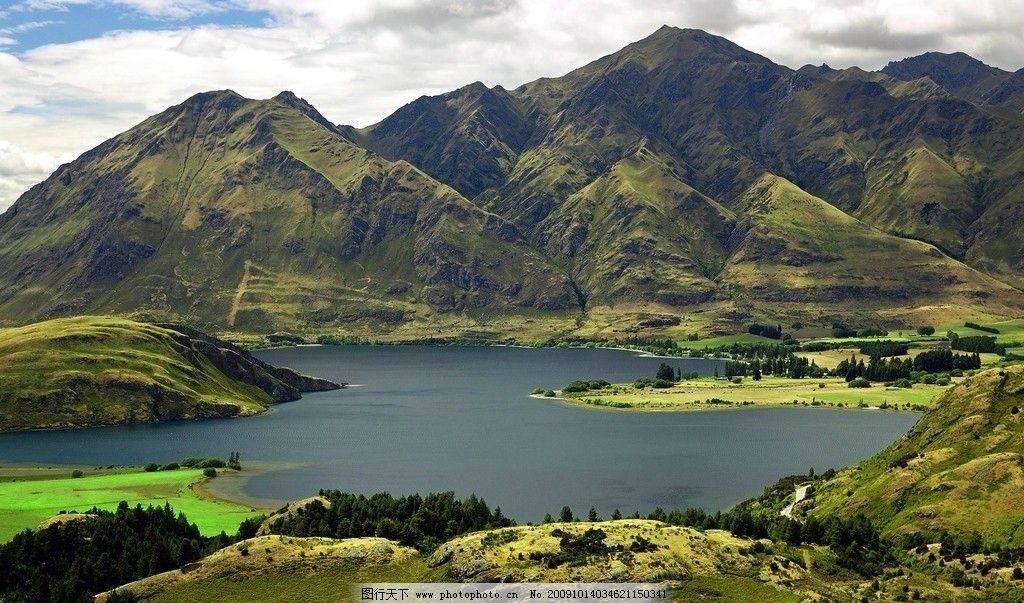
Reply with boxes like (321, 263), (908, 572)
(0, 345), (916, 521)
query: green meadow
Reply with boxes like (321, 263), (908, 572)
(0, 466), (262, 541)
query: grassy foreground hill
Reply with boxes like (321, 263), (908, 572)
(0, 316), (339, 430)
(107, 523), (805, 602)
(808, 366), (1024, 547)
(102, 520), (1023, 602)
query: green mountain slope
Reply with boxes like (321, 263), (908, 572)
(720, 175), (1022, 320)
(360, 26), (1024, 320)
(809, 366), (1024, 547)
(0, 316), (339, 431)
(0, 90), (578, 330)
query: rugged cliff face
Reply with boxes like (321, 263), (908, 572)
(0, 316), (342, 431)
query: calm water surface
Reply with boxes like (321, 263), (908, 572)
(0, 346), (916, 521)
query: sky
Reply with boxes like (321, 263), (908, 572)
(1, 0), (1023, 210)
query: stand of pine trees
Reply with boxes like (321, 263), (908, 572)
(265, 490), (513, 552)
(0, 502), (230, 603)
(835, 351), (980, 382)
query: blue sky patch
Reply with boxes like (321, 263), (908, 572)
(0, 2), (273, 52)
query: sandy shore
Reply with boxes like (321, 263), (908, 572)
(194, 460), (302, 510)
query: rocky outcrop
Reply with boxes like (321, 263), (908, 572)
(154, 323), (341, 400)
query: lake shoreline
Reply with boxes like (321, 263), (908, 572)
(244, 338), (723, 361)
(193, 461), (296, 510)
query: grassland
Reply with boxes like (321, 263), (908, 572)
(0, 465), (264, 541)
(110, 521), (1009, 603)
(942, 318), (1024, 343)
(561, 376), (948, 411)
(147, 559), (435, 603)
(669, 576), (803, 603)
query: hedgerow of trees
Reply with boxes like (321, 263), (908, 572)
(949, 333), (1005, 355)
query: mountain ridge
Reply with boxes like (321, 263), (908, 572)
(2, 26), (1023, 334)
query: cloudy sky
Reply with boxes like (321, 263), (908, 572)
(1, 0), (1023, 210)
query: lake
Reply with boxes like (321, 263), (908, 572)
(0, 345), (916, 521)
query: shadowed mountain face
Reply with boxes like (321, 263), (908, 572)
(882, 51), (1024, 110)
(1, 26), (1023, 331)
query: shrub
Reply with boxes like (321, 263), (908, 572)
(920, 373), (937, 385)
(730, 376), (743, 384)
(748, 323), (783, 339)
(544, 390), (555, 397)
(935, 375), (951, 386)
(832, 324), (858, 338)
(652, 379), (674, 389)
(161, 463), (180, 471)
(917, 325), (935, 336)
(964, 322), (999, 334)
(859, 341), (909, 357)
(562, 379), (610, 393)
(562, 380), (592, 393)
(180, 457), (227, 469)
(202, 468), (217, 478)
(848, 378), (871, 388)
(531, 388), (545, 395)
(656, 363), (676, 381)
(951, 335), (1002, 354)
(892, 379), (912, 389)
(71, 470), (84, 479)
(144, 463), (159, 472)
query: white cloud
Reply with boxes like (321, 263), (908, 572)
(0, 140), (72, 205)
(0, 0), (1023, 210)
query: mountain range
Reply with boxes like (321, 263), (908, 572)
(2, 25), (1023, 336)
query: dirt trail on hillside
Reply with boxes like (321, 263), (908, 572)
(227, 260), (252, 327)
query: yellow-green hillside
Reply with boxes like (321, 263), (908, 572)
(0, 316), (338, 431)
(809, 366), (1024, 546)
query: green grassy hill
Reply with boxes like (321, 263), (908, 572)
(809, 366), (1024, 546)
(0, 316), (338, 430)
